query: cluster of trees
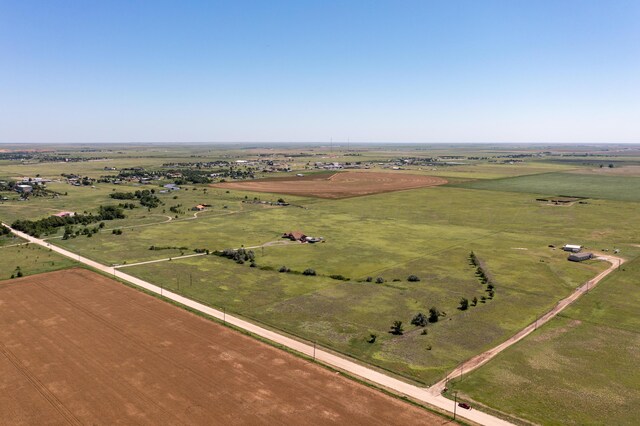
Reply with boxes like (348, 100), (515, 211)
(386, 308), (444, 337)
(62, 222), (105, 239)
(172, 170), (213, 184)
(12, 206), (125, 237)
(10, 266), (23, 278)
(110, 189), (162, 208)
(0, 226), (11, 236)
(109, 192), (136, 200)
(215, 247), (256, 265)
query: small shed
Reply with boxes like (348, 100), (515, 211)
(16, 184), (33, 193)
(568, 252), (593, 262)
(163, 184), (181, 191)
(563, 244), (582, 253)
(52, 211), (75, 217)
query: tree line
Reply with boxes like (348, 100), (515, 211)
(11, 205), (125, 237)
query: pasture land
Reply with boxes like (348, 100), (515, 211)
(212, 171), (448, 198)
(0, 241), (77, 279)
(43, 182), (637, 383)
(567, 165), (640, 177)
(458, 172), (640, 202)
(123, 224), (609, 384)
(0, 269), (447, 425)
(423, 162), (579, 180)
(52, 185), (640, 267)
(449, 257), (640, 425)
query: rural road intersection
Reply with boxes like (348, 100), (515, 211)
(3, 223), (624, 426)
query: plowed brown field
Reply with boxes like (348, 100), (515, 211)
(211, 171), (447, 198)
(0, 269), (446, 425)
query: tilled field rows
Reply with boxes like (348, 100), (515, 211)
(0, 269), (444, 425)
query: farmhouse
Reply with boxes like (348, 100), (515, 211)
(192, 204), (206, 211)
(568, 252), (593, 262)
(283, 231), (307, 242)
(563, 244), (583, 253)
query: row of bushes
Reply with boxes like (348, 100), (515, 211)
(363, 274), (420, 284)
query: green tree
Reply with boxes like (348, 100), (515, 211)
(459, 297), (469, 310)
(411, 312), (428, 327)
(428, 307), (440, 323)
(389, 320), (404, 335)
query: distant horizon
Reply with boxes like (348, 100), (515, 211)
(1, 141), (638, 147)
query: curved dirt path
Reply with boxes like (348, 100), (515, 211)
(429, 254), (625, 395)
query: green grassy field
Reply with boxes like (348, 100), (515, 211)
(40, 179), (619, 383)
(1, 144), (639, 420)
(449, 256), (640, 425)
(12, 177), (631, 385)
(120, 225), (607, 384)
(0, 243), (78, 279)
(457, 171), (640, 202)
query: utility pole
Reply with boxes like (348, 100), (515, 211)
(453, 391), (458, 420)
(313, 341), (316, 360)
(223, 307), (226, 325)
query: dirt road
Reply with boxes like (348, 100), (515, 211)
(429, 254), (625, 395)
(3, 223), (623, 425)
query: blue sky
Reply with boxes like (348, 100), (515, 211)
(1, 0), (638, 143)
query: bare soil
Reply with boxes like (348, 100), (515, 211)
(0, 269), (446, 425)
(211, 171), (448, 198)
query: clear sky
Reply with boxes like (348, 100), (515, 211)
(1, 0), (638, 143)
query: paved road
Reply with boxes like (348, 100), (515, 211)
(5, 223), (622, 425)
